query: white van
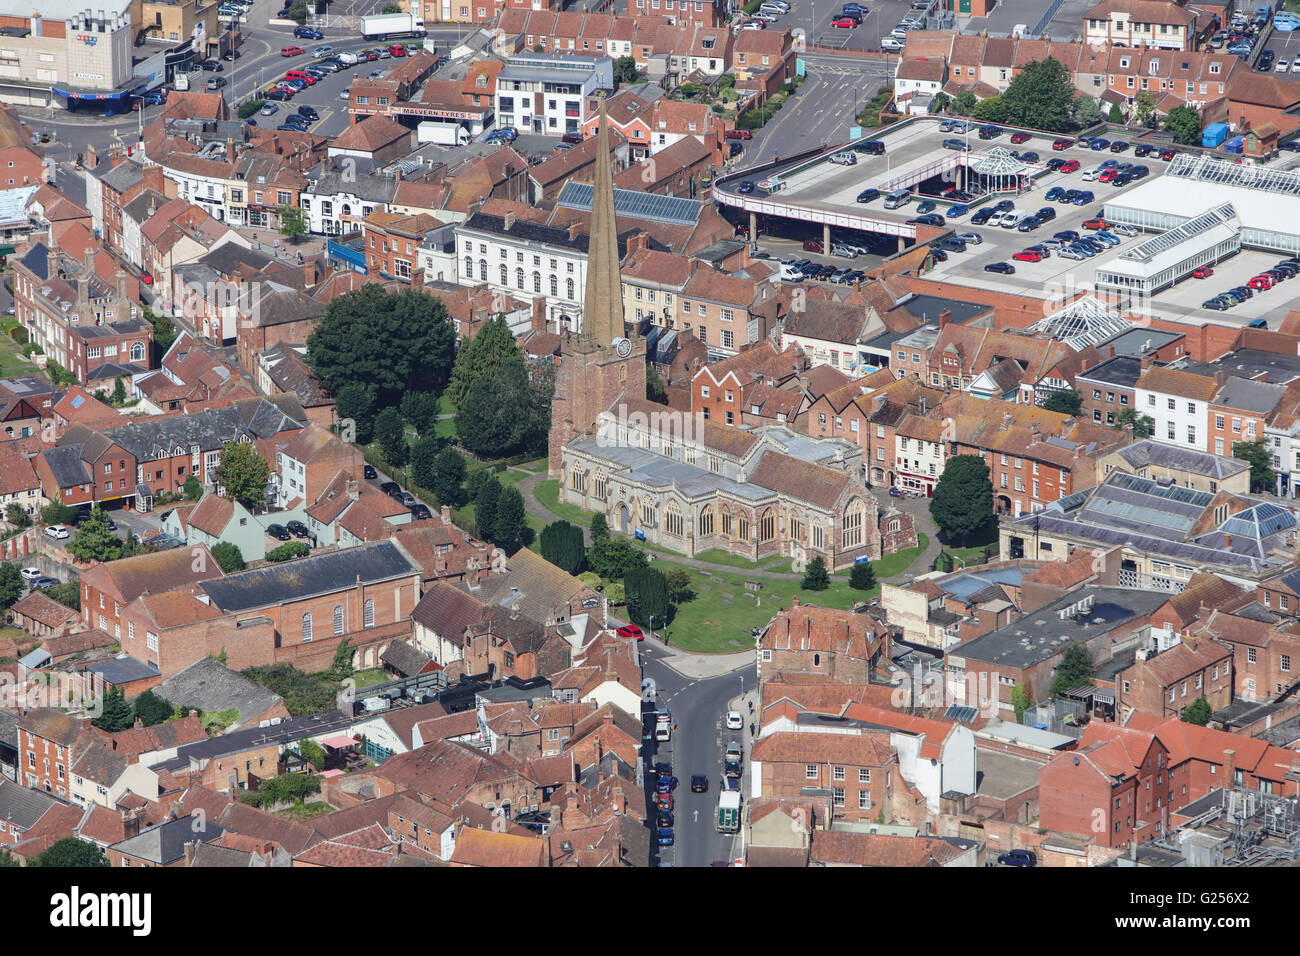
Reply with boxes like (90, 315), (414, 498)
(883, 188), (911, 209)
(759, 1), (788, 13)
(829, 151), (857, 165)
(1001, 209), (1028, 228)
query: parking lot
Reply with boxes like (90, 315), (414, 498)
(967, 0), (1097, 41)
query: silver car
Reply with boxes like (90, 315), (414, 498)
(954, 231), (983, 245)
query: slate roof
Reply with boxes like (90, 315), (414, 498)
(102, 398), (305, 461)
(412, 582), (487, 644)
(1112, 440), (1249, 480)
(41, 445), (91, 488)
(109, 814), (226, 865)
(156, 657), (285, 729)
(200, 540), (416, 612)
(0, 777), (69, 830)
(381, 639), (435, 677)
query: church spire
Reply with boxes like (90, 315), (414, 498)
(581, 93), (625, 346)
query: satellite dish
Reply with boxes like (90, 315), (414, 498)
(613, 337), (632, 357)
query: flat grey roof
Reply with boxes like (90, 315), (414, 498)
(973, 748), (1043, 801)
(953, 586), (1168, 669)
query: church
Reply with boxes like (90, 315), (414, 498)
(547, 99), (917, 572)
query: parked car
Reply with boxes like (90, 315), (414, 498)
(1052, 138), (1074, 150)
(44, 524), (70, 540)
(1192, 266), (1214, 279)
(294, 26), (323, 39)
(410, 504), (432, 520)
(266, 523), (291, 541)
(984, 261), (1016, 274)
(32, 576), (58, 590)
(998, 849), (1037, 867)
(298, 105), (320, 121)
(1012, 249), (1043, 262)
(1058, 159), (1081, 172)
(616, 624), (645, 641)
(802, 238), (824, 252)
(954, 231), (983, 244)
(856, 187), (881, 203)
(286, 520), (310, 538)
(1083, 217), (1109, 230)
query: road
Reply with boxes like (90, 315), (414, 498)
(643, 642), (754, 868)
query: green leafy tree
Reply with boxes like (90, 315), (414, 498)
(41, 498), (76, 527)
(399, 391), (440, 436)
(1071, 94), (1101, 128)
(409, 435), (438, 490)
(278, 205), (308, 241)
(381, 1), (401, 10)
(132, 690), (174, 727)
(0, 562), (22, 610)
(1133, 91), (1157, 127)
(143, 306), (177, 355)
(5, 503), (29, 527)
(952, 90), (977, 116)
(32, 838), (108, 867)
(801, 556), (830, 591)
(1041, 389), (1082, 416)
(183, 475), (203, 500)
(541, 519), (586, 574)
(46, 581), (80, 610)
(335, 382), (377, 445)
(428, 447), (467, 507)
(447, 315), (523, 409)
(1164, 104), (1202, 146)
(298, 738), (327, 770)
(111, 376), (127, 405)
(92, 686), (134, 732)
(1181, 694), (1212, 726)
(243, 663), (339, 715)
(972, 95), (1006, 123)
(67, 507), (124, 563)
(1233, 439), (1276, 493)
(849, 561), (876, 591)
(457, 361), (547, 459)
(664, 567), (695, 603)
(1050, 642), (1095, 697)
(612, 55), (639, 85)
(211, 541), (246, 573)
(474, 476), (501, 543)
(930, 91), (951, 114)
(329, 639), (354, 682)
(1011, 682), (1035, 722)
(306, 285), (456, 412)
(646, 365), (668, 405)
(266, 541), (310, 562)
(625, 565), (673, 628)
(587, 536), (648, 580)
(374, 407), (409, 468)
(1108, 101), (1124, 123)
(591, 512), (610, 542)
(215, 441), (272, 512)
(492, 486), (527, 552)
(930, 454), (996, 546)
(604, 581), (626, 606)
(1115, 407), (1155, 438)
(997, 58), (1075, 131)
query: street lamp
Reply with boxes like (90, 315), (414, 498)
(648, 614), (656, 642)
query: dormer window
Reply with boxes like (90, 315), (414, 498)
(1210, 62), (1221, 74)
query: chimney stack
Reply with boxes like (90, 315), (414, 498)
(346, 479), (359, 501)
(503, 210), (515, 231)
(440, 505), (451, 523)
(225, 137), (235, 164)
(569, 220), (584, 240)
(938, 308), (951, 331)
(183, 841), (196, 866)
(1223, 748), (1236, 785)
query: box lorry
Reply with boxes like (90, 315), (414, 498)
(361, 12), (427, 40)
(717, 791), (741, 833)
(419, 121), (471, 147)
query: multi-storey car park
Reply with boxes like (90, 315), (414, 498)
(712, 115), (1300, 331)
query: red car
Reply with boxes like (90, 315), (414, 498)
(832, 15), (858, 26)
(1052, 138), (1074, 150)
(141, 272), (154, 285)
(1058, 159), (1081, 173)
(616, 624), (645, 642)
(281, 46), (305, 56)
(1010, 131), (1030, 144)
(1012, 249), (1043, 262)
(656, 791), (673, 810)
(726, 128), (752, 140)
(1248, 274), (1275, 291)
(1082, 217), (1109, 230)
(1191, 266), (1213, 279)
(1098, 168), (1119, 183)
(388, 44), (407, 56)
(803, 238), (824, 252)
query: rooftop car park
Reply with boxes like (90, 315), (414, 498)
(717, 115), (1300, 328)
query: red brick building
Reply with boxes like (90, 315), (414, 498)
(752, 731), (896, 823)
(79, 546), (225, 642)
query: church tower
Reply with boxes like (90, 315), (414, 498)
(548, 94), (648, 477)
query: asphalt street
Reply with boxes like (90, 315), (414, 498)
(642, 642), (755, 868)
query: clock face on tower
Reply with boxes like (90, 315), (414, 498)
(614, 337), (632, 357)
